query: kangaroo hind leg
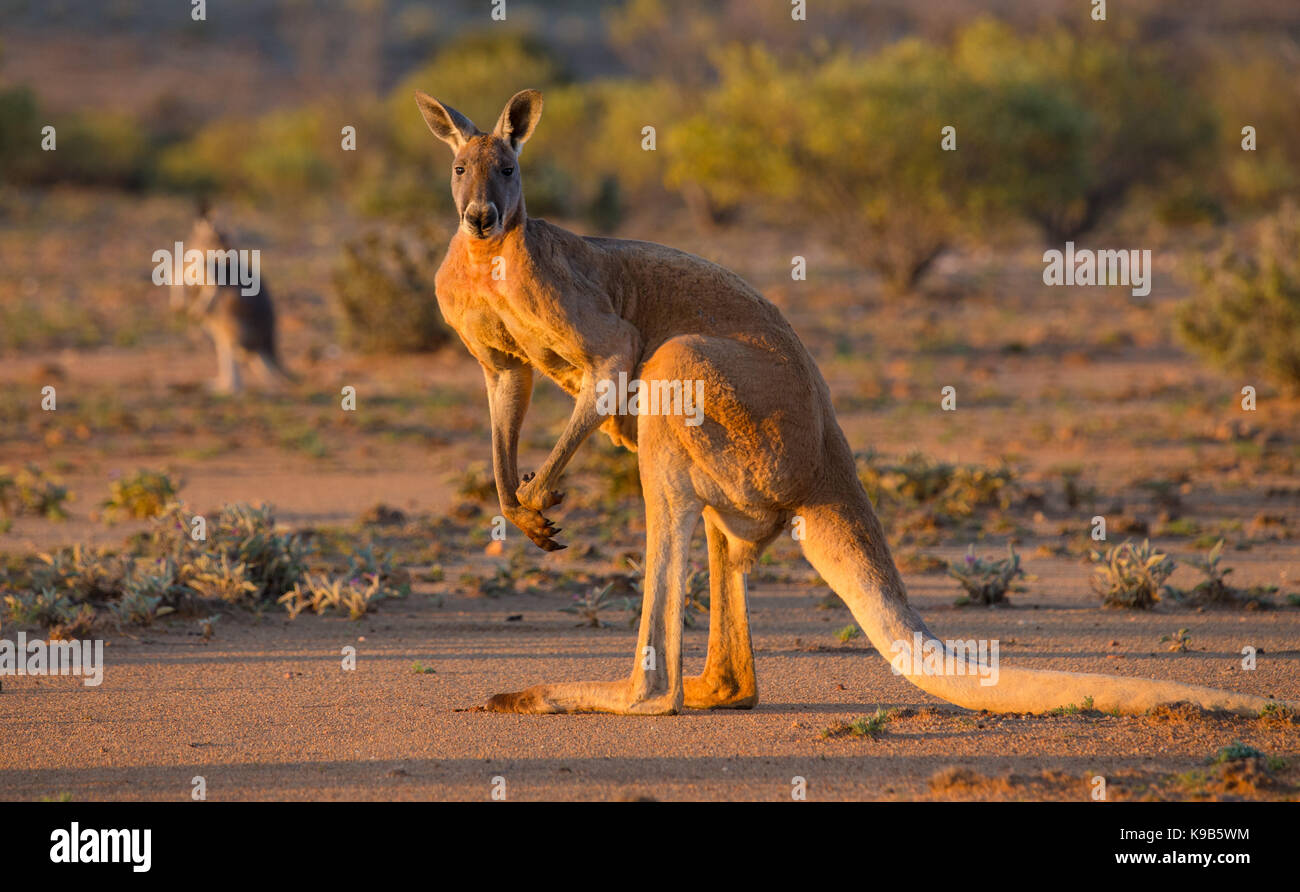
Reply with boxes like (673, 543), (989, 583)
(684, 514), (758, 709)
(484, 446), (702, 714)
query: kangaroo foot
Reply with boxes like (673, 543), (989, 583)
(684, 674), (757, 709)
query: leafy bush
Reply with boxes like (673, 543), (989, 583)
(0, 86), (42, 183)
(1199, 42), (1300, 210)
(0, 464), (71, 521)
(1208, 741), (1264, 765)
(1177, 205), (1300, 395)
(451, 462), (497, 503)
(952, 18), (1212, 242)
(3, 589), (95, 638)
(857, 452), (1016, 521)
(667, 42), (981, 292)
(331, 227), (451, 354)
(157, 106), (340, 200)
(102, 469), (181, 523)
(1090, 539), (1175, 609)
(34, 545), (129, 600)
(0, 89), (155, 190)
(948, 544), (1025, 606)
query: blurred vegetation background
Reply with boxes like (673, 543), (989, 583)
(1, 0), (1299, 387)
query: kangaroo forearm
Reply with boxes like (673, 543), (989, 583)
(532, 400), (599, 485)
(531, 356), (630, 487)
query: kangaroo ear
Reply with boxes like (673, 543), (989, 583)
(414, 91), (479, 152)
(492, 89), (543, 155)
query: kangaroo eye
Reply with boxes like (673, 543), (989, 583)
(454, 166), (465, 176)
(501, 167), (514, 176)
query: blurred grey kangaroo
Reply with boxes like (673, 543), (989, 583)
(170, 208), (291, 394)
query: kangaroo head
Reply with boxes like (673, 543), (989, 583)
(172, 211), (227, 312)
(414, 89), (543, 240)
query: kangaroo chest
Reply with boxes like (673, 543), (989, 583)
(452, 291), (585, 396)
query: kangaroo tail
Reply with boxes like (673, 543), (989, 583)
(269, 351), (298, 383)
(797, 489), (1288, 716)
(252, 348), (297, 386)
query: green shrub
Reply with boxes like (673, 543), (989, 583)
(0, 86), (42, 183)
(1199, 43), (1300, 210)
(1177, 205), (1300, 395)
(158, 106), (339, 200)
(1208, 741), (1264, 765)
(331, 227), (451, 354)
(0, 464), (71, 521)
(34, 545), (129, 601)
(667, 42), (979, 292)
(857, 452), (1015, 521)
(3, 589), (95, 637)
(102, 469), (181, 523)
(952, 18), (1212, 242)
(0, 90), (155, 189)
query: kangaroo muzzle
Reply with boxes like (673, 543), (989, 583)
(463, 201), (500, 238)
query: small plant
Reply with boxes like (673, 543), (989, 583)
(277, 572), (385, 620)
(835, 624), (862, 644)
(948, 543), (1025, 606)
(822, 708), (893, 739)
(1160, 628), (1192, 653)
(560, 583), (633, 628)
(102, 470), (180, 522)
(20, 500), (409, 629)
(1090, 539), (1175, 609)
(4, 589), (84, 630)
(682, 568), (709, 628)
(461, 566), (516, 598)
(1047, 696), (1095, 716)
(1137, 478), (1185, 517)
(1259, 702), (1296, 726)
(109, 589), (169, 626)
(1207, 741), (1263, 765)
(182, 553), (259, 602)
(34, 545), (127, 601)
(1165, 539), (1275, 608)
(412, 661), (436, 674)
(0, 464), (71, 521)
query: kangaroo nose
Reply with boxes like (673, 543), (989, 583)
(465, 202), (498, 235)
